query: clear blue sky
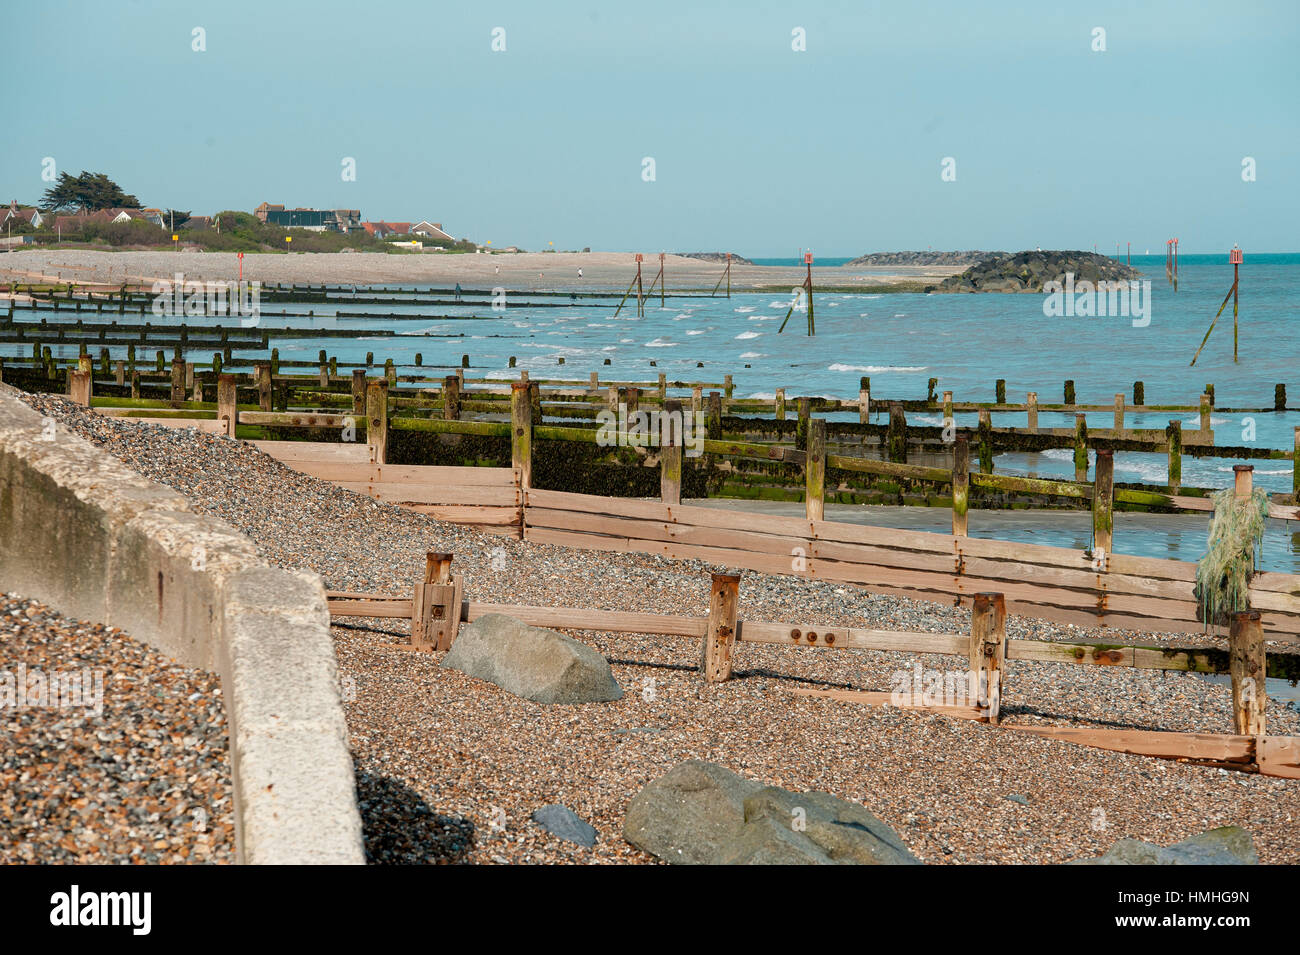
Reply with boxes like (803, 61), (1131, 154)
(5, 0), (1297, 255)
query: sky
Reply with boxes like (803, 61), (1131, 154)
(4, 0), (1298, 255)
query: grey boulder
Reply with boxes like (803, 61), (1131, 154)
(531, 804), (598, 848)
(441, 613), (622, 704)
(623, 760), (921, 865)
(1070, 826), (1258, 865)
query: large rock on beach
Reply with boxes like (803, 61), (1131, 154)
(441, 613), (622, 704)
(1070, 826), (1258, 865)
(846, 250), (996, 267)
(930, 250), (1141, 293)
(623, 760), (921, 865)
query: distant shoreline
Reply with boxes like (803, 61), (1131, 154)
(0, 249), (963, 294)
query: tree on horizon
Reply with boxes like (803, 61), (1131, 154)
(41, 171), (143, 212)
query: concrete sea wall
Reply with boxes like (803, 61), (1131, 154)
(0, 382), (363, 864)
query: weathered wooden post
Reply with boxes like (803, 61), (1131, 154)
(217, 374), (237, 438)
(774, 387), (785, 421)
(1026, 392), (1038, 433)
(366, 380), (388, 465)
(1229, 609), (1266, 736)
(952, 434), (970, 537)
(170, 358), (185, 403)
(969, 592), (1007, 724)
(184, 361), (195, 393)
(443, 375), (461, 420)
(1133, 381), (1145, 406)
(529, 380), (542, 426)
(1200, 393), (1212, 433)
(624, 386), (640, 421)
(1073, 414), (1088, 481)
(114, 360), (125, 386)
(255, 361), (271, 411)
(1113, 394), (1125, 432)
(795, 397), (810, 451)
(942, 390), (953, 423)
(1294, 427), (1300, 501)
(859, 376), (870, 424)
(319, 363), (329, 388)
(658, 372), (667, 402)
(606, 384), (619, 414)
(723, 373), (733, 401)
(1276, 383), (1287, 412)
(69, 370), (91, 406)
(351, 369), (367, 415)
(707, 391), (722, 439)
(700, 572), (741, 683)
(887, 401), (907, 463)
(1064, 380), (1076, 406)
(995, 379), (1006, 404)
(510, 381), (533, 490)
(691, 384), (703, 416)
(1093, 449), (1114, 563)
(130, 372), (140, 399)
(1234, 463), (1253, 500)
(1167, 420), (1183, 491)
(412, 552), (462, 652)
(661, 398), (682, 506)
(805, 418), (826, 522)
(977, 408), (993, 474)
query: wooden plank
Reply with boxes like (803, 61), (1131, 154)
(327, 598), (414, 618)
(1257, 737), (1300, 779)
(252, 440), (370, 463)
(1251, 571), (1300, 596)
(525, 507), (807, 558)
(338, 482), (520, 506)
(403, 504), (521, 525)
(785, 686), (987, 720)
(104, 416), (227, 433)
(1000, 724), (1255, 763)
(462, 602), (707, 637)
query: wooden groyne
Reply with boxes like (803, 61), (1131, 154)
(23, 362), (1300, 517)
(323, 555), (1300, 776)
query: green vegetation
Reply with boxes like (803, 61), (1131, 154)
(41, 171), (141, 212)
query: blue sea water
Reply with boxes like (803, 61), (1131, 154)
(11, 253), (1300, 568)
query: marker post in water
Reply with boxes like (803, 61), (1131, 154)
(1190, 247), (1244, 367)
(709, 252), (733, 299)
(777, 252), (815, 336)
(613, 254), (646, 318)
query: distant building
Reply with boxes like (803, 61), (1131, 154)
(411, 221), (455, 242)
(360, 221), (413, 238)
(259, 204), (362, 232)
(254, 202), (285, 222)
(185, 215), (213, 231)
(3, 201), (43, 229)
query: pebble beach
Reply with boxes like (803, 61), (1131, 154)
(0, 592), (235, 864)
(11, 393), (1300, 865)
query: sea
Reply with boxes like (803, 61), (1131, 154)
(12, 252), (1300, 569)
